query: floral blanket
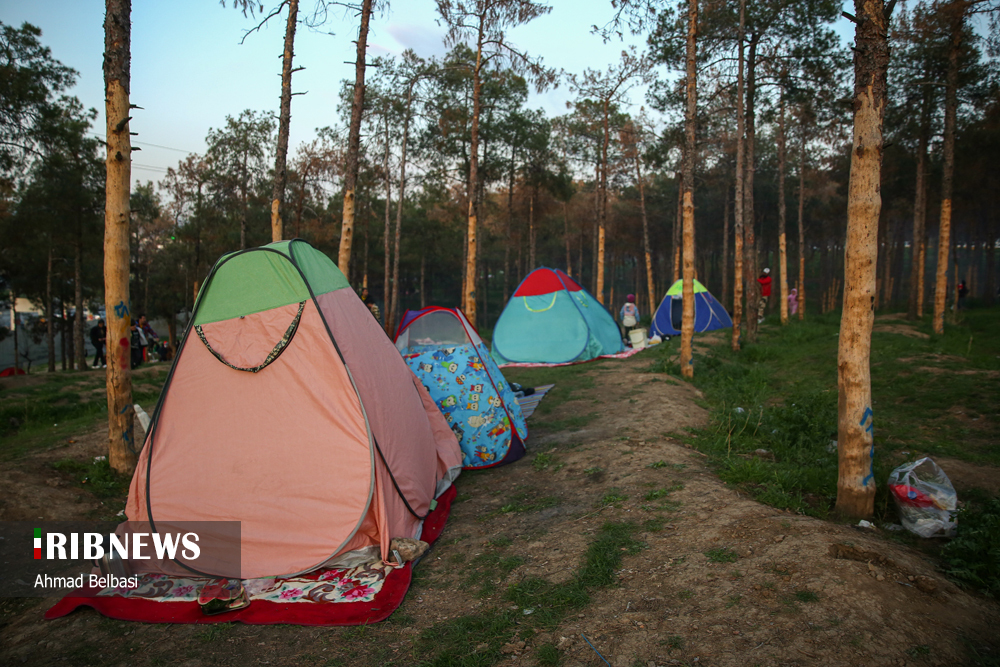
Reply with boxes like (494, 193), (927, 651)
(96, 562), (392, 604)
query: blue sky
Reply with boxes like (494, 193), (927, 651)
(1, 0), (662, 185)
(1, 1), (856, 187)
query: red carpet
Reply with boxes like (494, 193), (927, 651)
(45, 485), (456, 626)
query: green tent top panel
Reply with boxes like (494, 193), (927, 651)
(193, 241), (350, 325)
(665, 279), (708, 296)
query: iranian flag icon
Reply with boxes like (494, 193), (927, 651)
(34, 528), (41, 559)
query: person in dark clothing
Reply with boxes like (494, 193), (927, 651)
(757, 268), (772, 323)
(90, 319), (107, 368)
(957, 280), (969, 310)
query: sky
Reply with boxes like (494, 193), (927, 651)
(0, 0), (664, 187)
(1, 1), (857, 188)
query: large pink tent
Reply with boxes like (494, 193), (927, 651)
(125, 240), (462, 579)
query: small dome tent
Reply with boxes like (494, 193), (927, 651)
(126, 240), (463, 580)
(650, 279), (733, 338)
(491, 267), (625, 365)
(394, 307), (528, 470)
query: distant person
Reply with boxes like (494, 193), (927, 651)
(90, 319), (107, 368)
(138, 314), (159, 362)
(360, 287), (371, 305)
(620, 293), (639, 342)
(757, 268), (772, 323)
(130, 319), (144, 369)
(788, 288), (799, 316)
(366, 294), (381, 324)
(957, 280), (969, 310)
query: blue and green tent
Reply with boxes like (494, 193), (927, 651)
(650, 279), (732, 337)
(491, 267), (624, 365)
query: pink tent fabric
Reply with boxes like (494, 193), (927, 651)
(127, 294), (462, 580)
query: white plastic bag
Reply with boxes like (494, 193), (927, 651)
(888, 457), (957, 538)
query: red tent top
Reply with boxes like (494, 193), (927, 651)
(512, 268), (582, 297)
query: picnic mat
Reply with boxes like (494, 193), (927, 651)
(515, 384), (555, 420)
(498, 346), (644, 369)
(44, 485), (457, 626)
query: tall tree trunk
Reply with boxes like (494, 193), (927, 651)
(529, 192), (536, 269)
(337, 0), (373, 278)
(672, 177), (682, 283)
(420, 253), (426, 308)
(933, 2), (964, 335)
(722, 182), (730, 312)
(986, 210), (996, 305)
(564, 201), (572, 276)
(797, 110), (806, 320)
(680, 0), (698, 379)
(240, 152), (249, 249)
(390, 82), (415, 337)
(777, 88), (789, 325)
(592, 164), (600, 292)
(271, 0), (299, 243)
(596, 100), (611, 305)
(918, 228), (928, 315)
(464, 20), (485, 326)
(636, 153), (656, 317)
(382, 111), (393, 335)
(47, 245), (55, 372)
(11, 294), (20, 374)
(104, 0), (136, 473)
(732, 0), (746, 350)
(743, 36), (759, 343)
(505, 147), (514, 302)
(836, 0), (890, 520)
(907, 77), (931, 319)
(75, 236), (84, 371)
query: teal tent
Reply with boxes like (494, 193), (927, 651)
(491, 267), (624, 365)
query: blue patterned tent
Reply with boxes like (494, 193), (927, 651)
(395, 307), (528, 469)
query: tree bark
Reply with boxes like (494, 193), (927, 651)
(337, 0), (373, 278)
(836, 0), (890, 519)
(47, 245), (55, 372)
(777, 88), (789, 325)
(596, 99), (611, 305)
(743, 35), (759, 343)
(680, 0), (698, 379)
(933, 2), (965, 335)
(271, 0), (299, 243)
(75, 235), (85, 371)
(798, 110), (806, 320)
(732, 0), (746, 351)
(636, 151), (656, 317)
(907, 76), (931, 319)
(529, 192), (536, 270)
(722, 182), (730, 312)
(564, 201), (572, 276)
(505, 146), (515, 303)
(464, 18), (485, 326)
(104, 0), (136, 474)
(382, 109), (393, 335)
(390, 81), (415, 337)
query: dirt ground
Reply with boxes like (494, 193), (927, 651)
(1, 353), (998, 667)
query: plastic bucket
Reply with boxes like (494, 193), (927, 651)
(628, 328), (647, 350)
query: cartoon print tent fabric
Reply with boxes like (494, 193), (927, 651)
(126, 240), (463, 580)
(650, 279), (733, 337)
(491, 267), (625, 365)
(394, 307), (528, 470)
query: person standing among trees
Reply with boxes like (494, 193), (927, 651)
(957, 280), (969, 311)
(90, 319), (107, 368)
(757, 268), (772, 323)
(620, 293), (640, 343)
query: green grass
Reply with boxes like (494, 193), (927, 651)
(532, 452), (557, 471)
(597, 489), (628, 507)
(495, 489), (560, 515)
(941, 497), (1000, 597)
(794, 590), (819, 603)
(414, 520), (647, 665)
(51, 457), (131, 498)
(0, 367), (168, 461)
(503, 363), (598, 417)
(673, 308), (1000, 522)
(704, 547), (738, 563)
